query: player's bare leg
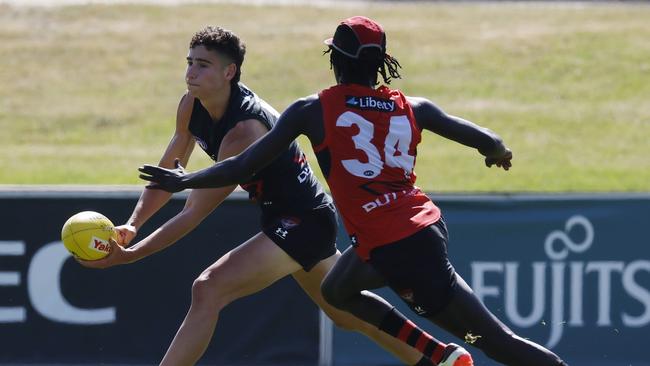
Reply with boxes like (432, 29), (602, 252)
(294, 251), (428, 366)
(160, 232), (302, 366)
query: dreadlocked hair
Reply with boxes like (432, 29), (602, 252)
(325, 47), (402, 86)
(381, 53), (402, 84)
(190, 26), (246, 86)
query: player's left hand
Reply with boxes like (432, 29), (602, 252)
(485, 148), (513, 171)
(76, 238), (132, 269)
(138, 158), (188, 193)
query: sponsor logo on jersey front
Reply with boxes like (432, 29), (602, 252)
(345, 95), (395, 112)
(361, 189), (415, 213)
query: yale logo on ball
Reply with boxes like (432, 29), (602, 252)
(61, 211), (116, 260)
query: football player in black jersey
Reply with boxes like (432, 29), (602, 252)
(78, 26), (461, 366)
(137, 17), (570, 366)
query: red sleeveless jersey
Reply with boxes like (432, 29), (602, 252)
(315, 84), (441, 260)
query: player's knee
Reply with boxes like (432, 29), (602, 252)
(320, 278), (347, 310)
(326, 311), (364, 332)
(190, 272), (229, 311)
(477, 329), (520, 361)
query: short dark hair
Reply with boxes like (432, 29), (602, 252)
(190, 26), (246, 86)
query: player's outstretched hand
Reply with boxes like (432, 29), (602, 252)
(485, 148), (513, 171)
(114, 223), (137, 247)
(138, 158), (188, 193)
(76, 238), (132, 269)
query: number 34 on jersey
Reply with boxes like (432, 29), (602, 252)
(336, 111), (416, 180)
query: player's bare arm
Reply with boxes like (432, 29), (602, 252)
(77, 184), (231, 269)
(408, 96), (513, 170)
(139, 97), (316, 192)
(116, 93), (198, 247)
(80, 118), (268, 269)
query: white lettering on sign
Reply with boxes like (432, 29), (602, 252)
(471, 215), (650, 348)
(1, 241), (116, 324)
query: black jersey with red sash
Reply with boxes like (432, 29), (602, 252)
(189, 83), (330, 215)
(315, 84), (440, 260)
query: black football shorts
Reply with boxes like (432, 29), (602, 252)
(262, 203), (338, 271)
(368, 217), (458, 317)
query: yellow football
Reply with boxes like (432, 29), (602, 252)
(61, 211), (116, 260)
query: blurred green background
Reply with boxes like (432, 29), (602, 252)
(1, 2), (648, 191)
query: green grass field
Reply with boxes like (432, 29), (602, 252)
(1, 2), (648, 192)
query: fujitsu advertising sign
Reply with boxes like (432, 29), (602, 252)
(470, 214), (650, 349)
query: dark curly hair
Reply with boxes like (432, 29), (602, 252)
(325, 47), (401, 86)
(190, 26), (246, 86)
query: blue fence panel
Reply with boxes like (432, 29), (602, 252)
(0, 191), (648, 365)
(0, 191), (319, 365)
(331, 194), (650, 366)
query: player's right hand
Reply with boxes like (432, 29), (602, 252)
(76, 238), (134, 269)
(138, 158), (189, 193)
(114, 224), (137, 247)
(485, 148), (513, 171)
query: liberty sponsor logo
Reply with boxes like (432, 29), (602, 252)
(471, 215), (650, 348)
(346, 95), (395, 112)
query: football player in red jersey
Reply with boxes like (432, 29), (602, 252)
(78, 25), (459, 366)
(140, 16), (568, 366)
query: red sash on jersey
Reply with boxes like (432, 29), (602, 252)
(315, 84), (441, 260)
